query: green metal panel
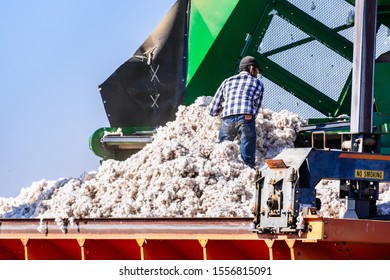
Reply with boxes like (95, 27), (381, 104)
(372, 64), (390, 154)
(377, 0), (390, 5)
(185, 0), (269, 105)
(374, 64), (390, 114)
(186, 0), (240, 88)
(373, 113), (390, 154)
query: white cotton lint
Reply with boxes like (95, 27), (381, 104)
(1, 96), (390, 227)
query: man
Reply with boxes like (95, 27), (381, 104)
(208, 56), (264, 169)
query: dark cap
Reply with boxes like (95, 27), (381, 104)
(239, 56), (259, 71)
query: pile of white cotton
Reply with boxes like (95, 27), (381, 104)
(1, 96), (390, 225)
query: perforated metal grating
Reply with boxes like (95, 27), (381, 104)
(257, 0), (390, 119)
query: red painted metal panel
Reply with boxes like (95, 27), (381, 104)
(1, 218), (390, 260)
(0, 240), (25, 260)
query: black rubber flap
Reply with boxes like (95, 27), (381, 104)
(99, 0), (189, 127)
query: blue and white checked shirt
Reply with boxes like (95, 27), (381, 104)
(208, 71), (264, 118)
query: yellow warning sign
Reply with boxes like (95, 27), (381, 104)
(355, 169), (384, 180)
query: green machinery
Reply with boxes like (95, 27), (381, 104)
(89, 0), (390, 161)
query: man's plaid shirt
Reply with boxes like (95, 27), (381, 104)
(208, 71), (264, 118)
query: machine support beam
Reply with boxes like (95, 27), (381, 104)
(350, 0), (378, 134)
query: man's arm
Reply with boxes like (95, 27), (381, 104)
(208, 83), (224, 116)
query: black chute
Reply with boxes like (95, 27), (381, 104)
(99, 0), (189, 127)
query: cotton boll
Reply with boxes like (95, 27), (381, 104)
(376, 183), (390, 215)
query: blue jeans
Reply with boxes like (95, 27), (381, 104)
(218, 114), (256, 168)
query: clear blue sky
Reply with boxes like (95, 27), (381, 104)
(0, 0), (175, 198)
